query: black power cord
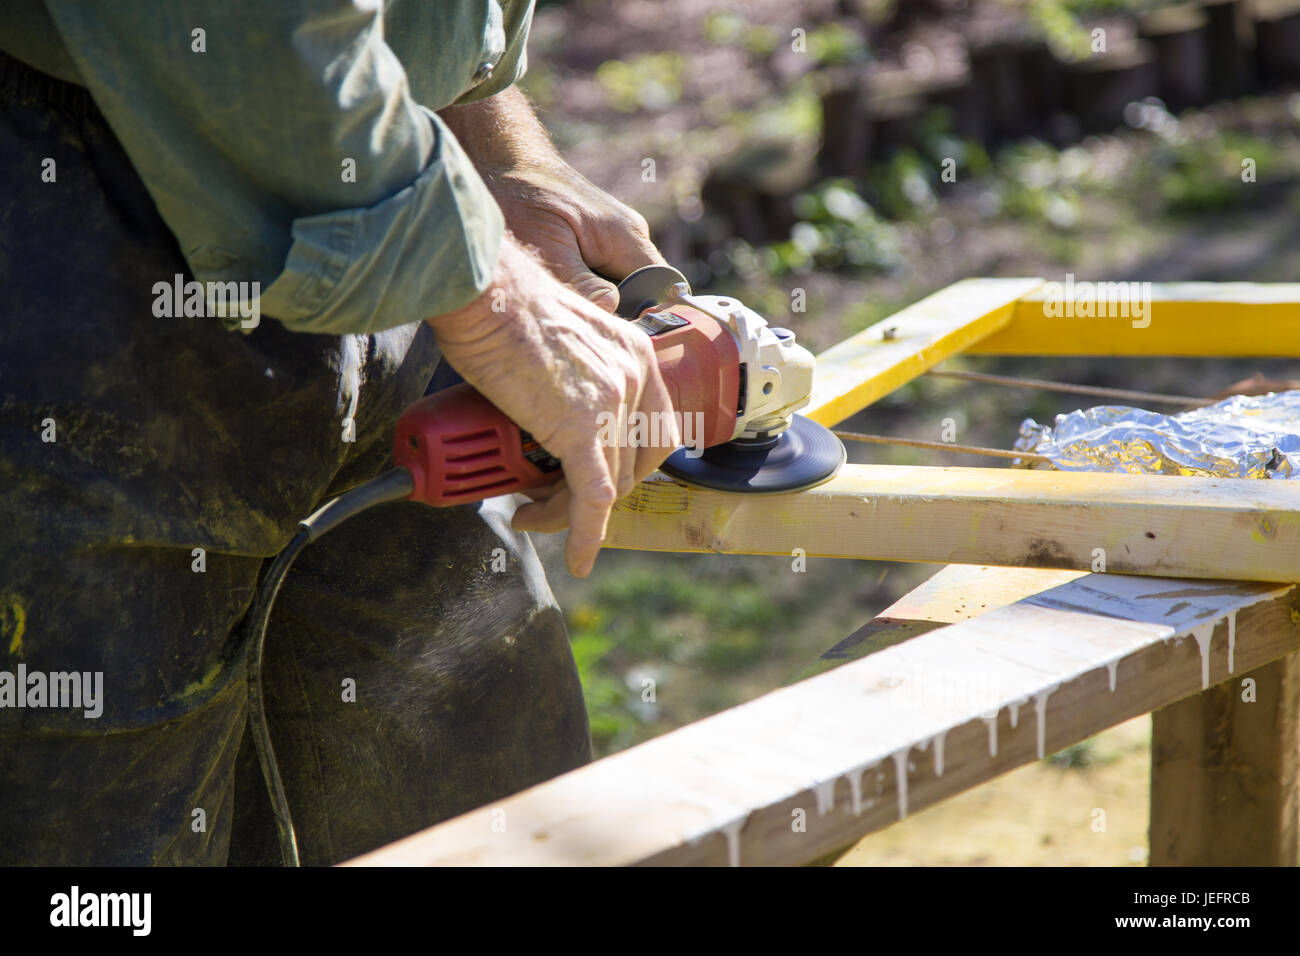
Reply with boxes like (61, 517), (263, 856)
(242, 467), (415, 867)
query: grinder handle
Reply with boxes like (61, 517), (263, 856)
(393, 302), (741, 507)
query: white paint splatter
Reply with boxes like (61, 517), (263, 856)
(721, 818), (745, 868)
(1106, 659), (1118, 692)
(813, 779), (836, 817)
(1191, 621), (1215, 690)
(1227, 611), (1237, 674)
(1034, 685), (1059, 760)
(844, 763), (875, 816)
(932, 731), (948, 777)
(1008, 700), (1022, 728)
(891, 747), (911, 820)
(981, 712), (998, 757)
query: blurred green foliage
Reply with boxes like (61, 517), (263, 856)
(1144, 134), (1279, 213)
(723, 86), (823, 142)
(1020, 0), (1179, 61)
(755, 109), (991, 277)
(805, 23), (869, 66)
(1025, 0), (1094, 61)
(565, 563), (792, 751)
(991, 140), (1089, 228)
(595, 53), (684, 112)
(777, 179), (903, 273)
(702, 9), (781, 56)
(735, 97), (1289, 294)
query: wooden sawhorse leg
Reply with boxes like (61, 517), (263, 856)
(1150, 653), (1300, 865)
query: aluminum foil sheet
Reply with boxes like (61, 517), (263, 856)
(1013, 390), (1300, 479)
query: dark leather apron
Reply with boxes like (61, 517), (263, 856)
(0, 48), (590, 866)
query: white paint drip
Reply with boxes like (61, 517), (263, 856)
(981, 712), (998, 757)
(1191, 621), (1215, 690)
(687, 592), (1288, 863)
(813, 779), (836, 817)
(1163, 590), (1287, 688)
(891, 747), (911, 820)
(844, 764), (875, 816)
(675, 782), (751, 868)
(721, 818), (745, 868)
(1034, 685), (1059, 760)
(846, 771), (863, 816)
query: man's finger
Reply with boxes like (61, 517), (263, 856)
(560, 439), (620, 577)
(633, 369), (680, 483)
(579, 275), (620, 313)
(582, 218), (667, 286)
(546, 242), (620, 312)
(512, 438), (617, 577)
(613, 372), (646, 498)
(512, 487), (572, 533)
(616, 416), (639, 500)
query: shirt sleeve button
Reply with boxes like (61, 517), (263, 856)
(472, 61), (496, 85)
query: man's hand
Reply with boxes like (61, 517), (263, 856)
(440, 89), (665, 309)
(485, 165), (663, 312)
(426, 235), (679, 578)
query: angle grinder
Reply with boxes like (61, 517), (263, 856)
(243, 265), (845, 867)
(393, 265), (846, 502)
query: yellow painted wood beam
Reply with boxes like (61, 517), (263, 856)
(968, 282), (1300, 356)
(803, 277), (1045, 426)
(603, 465), (1300, 582)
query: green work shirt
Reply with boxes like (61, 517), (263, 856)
(0, 0), (534, 335)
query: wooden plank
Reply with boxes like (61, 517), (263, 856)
(802, 277), (1044, 427)
(804, 565), (1084, 679)
(967, 282), (1300, 356)
(345, 575), (1300, 866)
(1149, 653), (1300, 865)
(870, 563), (1085, 625)
(842, 568), (1300, 868)
(602, 465), (1300, 583)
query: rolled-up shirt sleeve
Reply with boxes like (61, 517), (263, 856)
(385, 0), (534, 107)
(42, 0), (505, 335)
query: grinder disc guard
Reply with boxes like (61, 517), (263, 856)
(660, 414), (846, 494)
(615, 264), (690, 318)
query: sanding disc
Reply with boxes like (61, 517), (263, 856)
(615, 264), (690, 319)
(659, 414), (846, 494)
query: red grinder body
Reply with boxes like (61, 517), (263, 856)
(394, 304), (741, 507)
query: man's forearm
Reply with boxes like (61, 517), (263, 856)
(439, 85), (665, 306)
(438, 87), (559, 176)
